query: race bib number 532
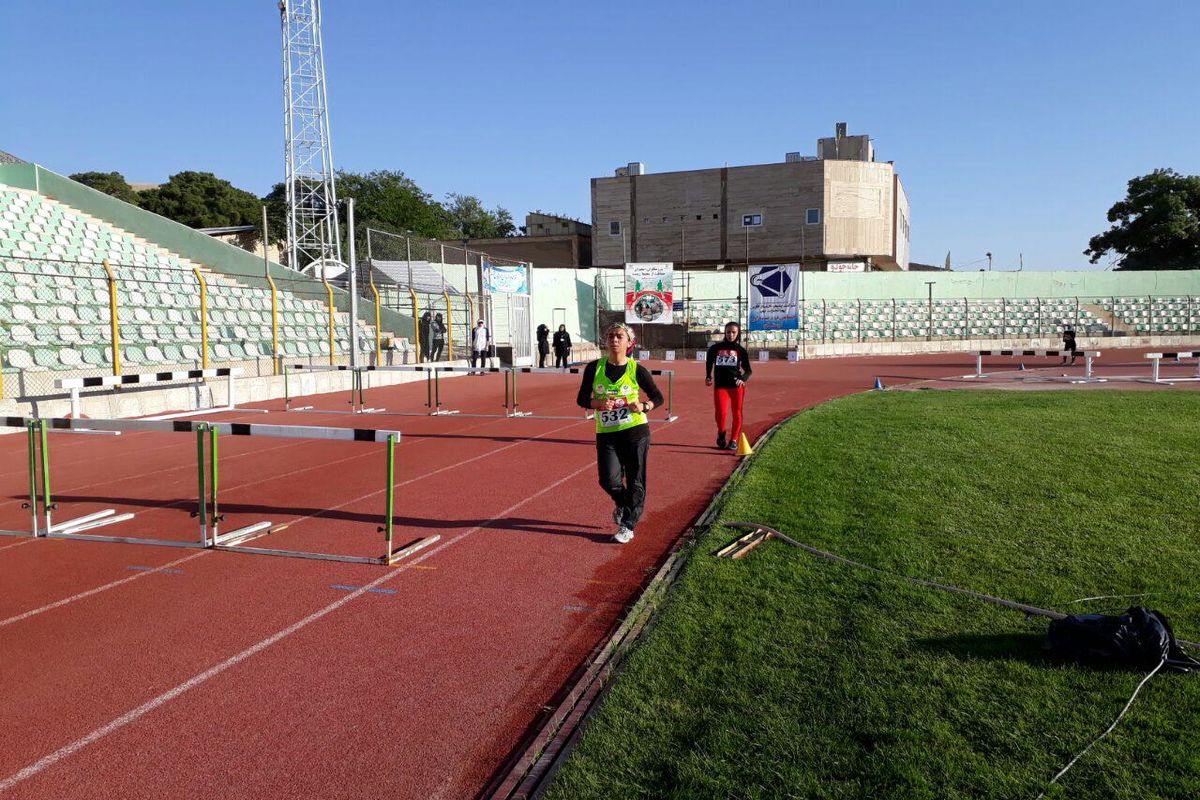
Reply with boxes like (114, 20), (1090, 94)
(599, 407), (631, 427)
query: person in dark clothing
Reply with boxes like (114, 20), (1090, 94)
(418, 311), (432, 362)
(430, 313), (447, 361)
(576, 322), (665, 544)
(536, 323), (551, 368)
(705, 321), (753, 450)
(553, 324), (572, 368)
(1061, 328), (1078, 365)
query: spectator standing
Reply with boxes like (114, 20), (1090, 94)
(418, 311), (432, 362)
(536, 323), (551, 368)
(470, 319), (491, 370)
(552, 324), (572, 368)
(430, 313), (447, 361)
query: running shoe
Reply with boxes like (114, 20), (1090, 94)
(716, 432), (727, 449)
(614, 526), (635, 544)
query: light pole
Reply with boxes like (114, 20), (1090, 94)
(986, 252), (992, 272)
(925, 281), (936, 341)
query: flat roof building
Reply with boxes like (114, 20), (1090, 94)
(591, 123), (909, 272)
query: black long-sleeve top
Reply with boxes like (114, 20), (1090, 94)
(705, 340), (753, 389)
(576, 359), (665, 440)
(553, 330), (572, 353)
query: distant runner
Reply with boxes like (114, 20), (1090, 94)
(576, 323), (664, 544)
(705, 321), (752, 450)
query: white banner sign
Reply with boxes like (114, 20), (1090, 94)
(625, 262), (674, 325)
(483, 260), (529, 294)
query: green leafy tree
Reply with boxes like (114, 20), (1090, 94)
(444, 193), (516, 239)
(69, 171), (140, 205)
(263, 170), (461, 266)
(139, 171), (261, 229)
(1085, 169), (1200, 270)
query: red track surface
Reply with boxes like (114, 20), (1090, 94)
(0, 349), (1194, 798)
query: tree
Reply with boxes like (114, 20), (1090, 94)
(138, 171), (262, 230)
(1085, 169), (1200, 270)
(263, 169), (460, 262)
(444, 193), (516, 239)
(69, 171), (140, 205)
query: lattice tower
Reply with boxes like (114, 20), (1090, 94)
(279, 0), (341, 271)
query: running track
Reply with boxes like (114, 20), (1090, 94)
(0, 350), (1192, 798)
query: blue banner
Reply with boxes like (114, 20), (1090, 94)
(747, 264), (799, 331)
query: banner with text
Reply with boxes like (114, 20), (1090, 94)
(748, 263), (800, 331)
(483, 260), (529, 294)
(624, 262), (674, 325)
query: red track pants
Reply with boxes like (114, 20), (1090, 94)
(713, 386), (745, 441)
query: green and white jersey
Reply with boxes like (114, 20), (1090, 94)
(592, 358), (647, 433)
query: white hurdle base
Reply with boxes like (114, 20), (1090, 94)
(1140, 352), (1200, 385)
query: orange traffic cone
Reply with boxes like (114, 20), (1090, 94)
(736, 432), (754, 456)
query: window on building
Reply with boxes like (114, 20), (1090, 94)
(806, 208), (821, 225)
(712, 213), (718, 219)
(695, 215), (702, 221)
(609, 221), (621, 236)
(742, 213), (763, 227)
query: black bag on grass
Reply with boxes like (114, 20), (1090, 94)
(1044, 606), (1198, 671)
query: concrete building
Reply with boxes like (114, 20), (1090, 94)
(591, 123), (909, 272)
(435, 213), (591, 270)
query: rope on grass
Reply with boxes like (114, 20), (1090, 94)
(1033, 658), (1166, 800)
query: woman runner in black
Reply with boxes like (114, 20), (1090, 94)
(705, 321), (752, 450)
(576, 322), (665, 543)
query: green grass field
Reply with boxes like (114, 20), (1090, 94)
(545, 390), (1200, 800)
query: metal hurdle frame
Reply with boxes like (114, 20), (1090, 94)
(285, 363), (450, 416)
(0, 416), (437, 565)
(964, 350), (1103, 382)
(506, 366), (680, 423)
(283, 363), (388, 415)
(287, 364), (682, 423)
(56, 368), (267, 426)
(0, 419), (44, 538)
(1141, 352), (1200, 384)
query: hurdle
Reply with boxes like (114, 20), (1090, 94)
(1142, 352), (1200, 384)
(285, 363), (458, 416)
(0, 415), (436, 565)
(283, 363), (389, 414)
(56, 368), (267, 424)
(964, 350), (1101, 381)
(506, 367), (679, 422)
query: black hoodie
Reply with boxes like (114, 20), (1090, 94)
(705, 338), (752, 389)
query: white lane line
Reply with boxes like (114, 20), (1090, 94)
(0, 551), (211, 629)
(0, 538), (37, 553)
(0, 460), (596, 792)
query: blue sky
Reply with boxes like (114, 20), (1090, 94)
(3, 0), (1197, 270)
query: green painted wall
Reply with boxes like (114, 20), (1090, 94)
(594, 266), (1199, 306)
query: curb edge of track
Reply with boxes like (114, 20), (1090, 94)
(479, 410), (799, 800)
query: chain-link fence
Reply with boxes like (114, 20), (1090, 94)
(364, 227), (531, 363)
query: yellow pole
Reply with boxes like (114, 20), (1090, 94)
(410, 287), (421, 362)
(323, 277), (336, 365)
(103, 259), (121, 375)
(443, 290), (454, 361)
(266, 274), (280, 375)
(369, 275), (382, 366)
(192, 268), (209, 369)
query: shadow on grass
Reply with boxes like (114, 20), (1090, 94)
(913, 632), (1051, 665)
